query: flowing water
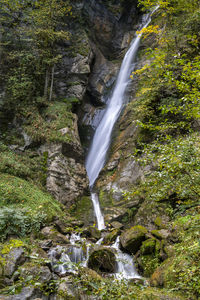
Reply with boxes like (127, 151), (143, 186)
(86, 13), (153, 188)
(112, 237), (140, 280)
(49, 9), (157, 280)
(85, 10), (158, 278)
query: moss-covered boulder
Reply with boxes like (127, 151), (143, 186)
(151, 229), (170, 240)
(40, 226), (70, 245)
(88, 248), (116, 273)
(83, 226), (101, 241)
(140, 238), (156, 255)
(138, 254), (160, 278)
(120, 225), (148, 254)
(104, 228), (120, 245)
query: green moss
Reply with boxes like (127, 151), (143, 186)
(0, 173), (64, 240)
(99, 189), (115, 209)
(70, 196), (93, 226)
(140, 254), (160, 277)
(140, 238), (156, 255)
(24, 101), (75, 143)
(0, 143), (47, 187)
(154, 216), (166, 229)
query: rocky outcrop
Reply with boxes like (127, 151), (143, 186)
(39, 114), (89, 207)
(3, 247), (26, 278)
(82, 0), (139, 59)
(55, 28), (93, 101)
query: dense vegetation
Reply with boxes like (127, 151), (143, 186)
(0, 0), (199, 299)
(126, 0), (200, 297)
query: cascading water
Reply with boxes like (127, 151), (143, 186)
(86, 12), (154, 189)
(85, 9), (158, 278)
(112, 237), (140, 280)
(48, 8), (158, 281)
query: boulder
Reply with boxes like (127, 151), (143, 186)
(104, 229), (120, 245)
(83, 226), (101, 241)
(140, 238), (156, 255)
(41, 226), (70, 245)
(151, 229), (170, 240)
(0, 287), (45, 300)
(4, 247), (26, 278)
(120, 225), (148, 254)
(57, 276), (76, 299)
(20, 263), (52, 284)
(110, 221), (123, 229)
(88, 247), (116, 273)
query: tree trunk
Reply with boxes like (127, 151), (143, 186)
(44, 68), (49, 99)
(49, 64), (55, 101)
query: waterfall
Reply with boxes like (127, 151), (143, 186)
(112, 237), (140, 280)
(86, 11), (156, 231)
(86, 13), (154, 188)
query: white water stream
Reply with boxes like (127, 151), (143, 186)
(49, 8), (157, 281)
(86, 13), (153, 188)
(85, 10), (158, 278)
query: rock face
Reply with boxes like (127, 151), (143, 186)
(39, 114), (89, 207)
(82, 0), (139, 59)
(120, 225), (148, 254)
(55, 28), (93, 101)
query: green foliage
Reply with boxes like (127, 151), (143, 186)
(0, 0), (71, 111)
(162, 214), (200, 298)
(23, 101), (74, 143)
(129, 133), (200, 209)
(0, 143), (47, 186)
(0, 173), (64, 240)
(0, 207), (46, 242)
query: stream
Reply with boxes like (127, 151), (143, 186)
(49, 9), (157, 280)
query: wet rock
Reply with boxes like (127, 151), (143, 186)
(70, 220), (84, 228)
(87, 43), (118, 103)
(151, 229), (170, 240)
(104, 229), (120, 245)
(82, 0), (139, 59)
(88, 248), (116, 273)
(82, 226), (101, 241)
(4, 247), (26, 278)
(104, 207), (127, 223)
(41, 226), (70, 245)
(39, 239), (53, 251)
(110, 221), (124, 229)
(54, 219), (73, 235)
(120, 225), (148, 254)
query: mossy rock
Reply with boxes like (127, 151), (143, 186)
(139, 254), (160, 278)
(88, 248), (116, 273)
(104, 228), (120, 245)
(83, 226), (101, 241)
(154, 216), (166, 229)
(151, 229), (170, 240)
(120, 225), (148, 254)
(70, 196), (94, 226)
(140, 238), (156, 255)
